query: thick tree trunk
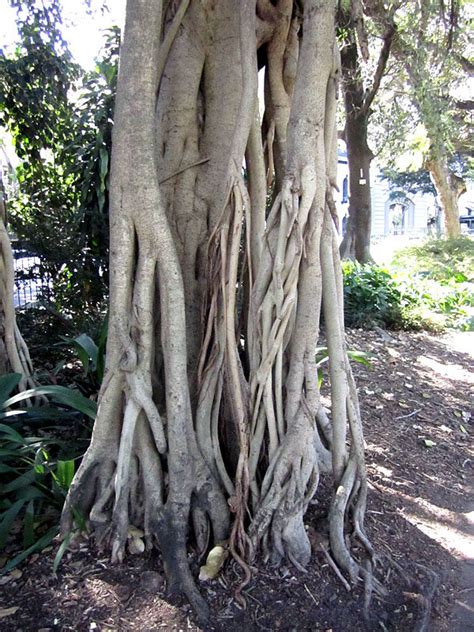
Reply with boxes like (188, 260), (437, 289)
(340, 112), (374, 263)
(63, 0), (374, 618)
(339, 42), (373, 263)
(426, 151), (462, 238)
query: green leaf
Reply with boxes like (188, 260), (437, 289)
(3, 468), (39, 493)
(56, 460), (75, 491)
(0, 423), (27, 444)
(74, 334), (98, 371)
(3, 386), (97, 420)
(423, 439), (436, 448)
(0, 526), (57, 575)
(0, 374), (22, 404)
(347, 350), (372, 367)
(22, 500), (35, 548)
(0, 499), (27, 548)
(53, 531), (71, 575)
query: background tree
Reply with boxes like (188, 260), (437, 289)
(371, 0), (473, 237)
(0, 0), (119, 317)
(0, 164), (35, 387)
(338, 0), (396, 263)
(62, 0), (374, 620)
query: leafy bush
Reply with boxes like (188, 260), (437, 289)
(0, 374), (96, 572)
(342, 261), (406, 328)
(392, 238), (474, 331)
(391, 237), (474, 283)
(342, 238), (474, 331)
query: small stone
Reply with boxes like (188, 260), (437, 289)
(140, 571), (165, 593)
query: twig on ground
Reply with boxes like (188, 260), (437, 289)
(322, 547), (351, 592)
(395, 409), (421, 420)
(304, 583), (319, 606)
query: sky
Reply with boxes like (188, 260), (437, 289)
(0, 0), (126, 70)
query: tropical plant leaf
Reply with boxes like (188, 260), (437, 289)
(3, 386), (97, 419)
(347, 350), (373, 367)
(0, 527), (57, 575)
(0, 499), (27, 548)
(53, 531), (71, 575)
(55, 460), (75, 491)
(22, 500), (35, 548)
(0, 374), (22, 404)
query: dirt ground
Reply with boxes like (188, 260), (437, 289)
(0, 329), (473, 631)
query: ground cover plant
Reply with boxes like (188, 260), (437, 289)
(343, 237), (474, 332)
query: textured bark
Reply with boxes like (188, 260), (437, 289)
(0, 171), (36, 390)
(426, 150), (462, 238)
(63, 0), (374, 618)
(339, 39), (373, 264)
(339, 10), (394, 263)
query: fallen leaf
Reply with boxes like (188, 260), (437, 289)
(0, 607), (19, 619)
(127, 526), (144, 539)
(454, 410), (462, 418)
(199, 545), (228, 581)
(460, 424), (467, 434)
(423, 439), (436, 448)
(128, 537), (145, 555)
(10, 569), (22, 580)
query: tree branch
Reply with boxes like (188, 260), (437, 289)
(361, 20), (396, 117)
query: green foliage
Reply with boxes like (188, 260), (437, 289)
(391, 238), (474, 330)
(0, 373), (96, 571)
(315, 346), (372, 387)
(342, 261), (406, 328)
(0, 2), (119, 317)
(392, 237), (474, 283)
(371, 1), (472, 180)
(59, 315), (108, 392)
(380, 168), (436, 197)
(343, 238), (474, 331)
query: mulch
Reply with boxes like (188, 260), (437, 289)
(1, 329), (472, 631)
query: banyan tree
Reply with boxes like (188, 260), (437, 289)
(62, 0), (374, 619)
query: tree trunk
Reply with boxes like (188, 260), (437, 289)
(339, 41), (374, 263)
(0, 170), (36, 389)
(340, 110), (374, 263)
(426, 150), (462, 238)
(63, 0), (374, 619)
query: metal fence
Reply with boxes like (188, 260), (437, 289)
(13, 246), (52, 309)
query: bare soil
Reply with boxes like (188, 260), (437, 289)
(1, 329), (473, 632)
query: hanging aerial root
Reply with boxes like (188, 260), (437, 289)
(318, 203), (377, 595)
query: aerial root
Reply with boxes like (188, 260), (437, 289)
(249, 415), (319, 568)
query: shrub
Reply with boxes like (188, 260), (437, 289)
(392, 237), (474, 331)
(0, 374), (96, 572)
(342, 238), (474, 332)
(391, 237), (474, 283)
(342, 261), (406, 329)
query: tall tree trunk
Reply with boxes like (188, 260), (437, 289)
(426, 149), (462, 238)
(63, 0), (374, 619)
(339, 43), (374, 263)
(0, 170), (36, 388)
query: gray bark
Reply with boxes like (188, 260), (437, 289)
(63, 0), (374, 618)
